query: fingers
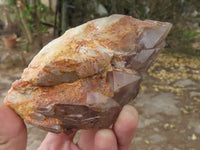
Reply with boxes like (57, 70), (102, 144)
(38, 105), (138, 150)
(113, 105), (139, 150)
(94, 129), (118, 150)
(78, 129), (97, 150)
(78, 129), (118, 150)
(0, 103), (27, 150)
(38, 132), (79, 150)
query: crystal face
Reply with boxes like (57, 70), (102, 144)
(4, 14), (172, 134)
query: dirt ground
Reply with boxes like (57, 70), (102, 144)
(0, 39), (200, 150)
(131, 53), (200, 150)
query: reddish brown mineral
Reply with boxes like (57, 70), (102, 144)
(4, 14), (172, 134)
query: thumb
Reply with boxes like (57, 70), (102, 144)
(0, 103), (27, 150)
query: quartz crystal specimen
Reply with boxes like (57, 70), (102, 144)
(4, 14), (172, 134)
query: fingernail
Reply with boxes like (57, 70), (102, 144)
(122, 105), (138, 118)
(95, 129), (117, 150)
(96, 129), (113, 139)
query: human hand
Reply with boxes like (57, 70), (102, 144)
(0, 103), (138, 150)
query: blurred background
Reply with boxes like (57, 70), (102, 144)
(0, 0), (199, 150)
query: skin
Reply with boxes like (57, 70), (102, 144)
(0, 103), (138, 150)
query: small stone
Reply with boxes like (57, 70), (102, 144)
(182, 109), (190, 114)
(0, 52), (13, 68)
(153, 127), (160, 132)
(170, 124), (175, 129)
(194, 97), (200, 103)
(134, 137), (143, 142)
(149, 134), (166, 143)
(164, 123), (169, 129)
(174, 79), (197, 87)
(136, 92), (181, 116)
(163, 123), (175, 130)
(192, 134), (197, 141)
(137, 116), (159, 128)
(190, 91), (200, 97)
(144, 139), (150, 144)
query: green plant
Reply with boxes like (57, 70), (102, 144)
(7, 0), (16, 5)
(22, 2), (53, 33)
(166, 24), (200, 55)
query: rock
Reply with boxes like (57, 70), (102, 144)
(4, 15), (172, 134)
(0, 0), (8, 5)
(190, 91), (200, 97)
(97, 3), (108, 15)
(174, 79), (198, 87)
(40, 0), (57, 12)
(149, 134), (166, 143)
(0, 52), (13, 68)
(188, 120), (200, 134)
(0, 51), (25, 68)
(11, 53), (25, 67)
(135, 92), (181, 116)
(138, 115), (160, 128)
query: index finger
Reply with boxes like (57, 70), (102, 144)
(113, 105), (139, 150)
